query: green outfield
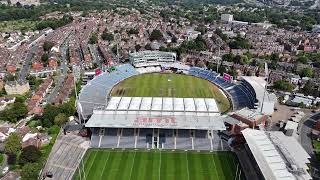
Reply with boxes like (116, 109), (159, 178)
(111, 73), (230, 112)
(73, 149), (243, 180)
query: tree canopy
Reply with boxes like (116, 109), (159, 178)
(89, 32), (98, 44)
(127, 28), (139, 35)
(228, 36), (251, 49)
(19, 145), (42, 165)
(180, 35), (207, 51)
(273, 80), (294, 92)
(21, 163), (41, 180)
(0, 101), (28, 123)
(54, 113), (68, 127)
(41, 53), (49, 64)
(4, 133), (21, 156)
(101, 31), (114, 41)
(299, 67), (314, 78)
(36, 15), (73, 30)
(43, 41), (55, 52)
(149, 29), (163, 41)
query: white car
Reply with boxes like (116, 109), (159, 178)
(2, 166), (9, 174)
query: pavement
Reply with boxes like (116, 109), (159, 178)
(298, 112), (320, 179)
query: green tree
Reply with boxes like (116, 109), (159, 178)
(222, 53), (235, 62)
(3, 74), (16, 82)
(149, 29), (163, 41)
(127, 28), (139, 35)
(13, 102), (28, 119)
(41, 53), (49, 64)
(145, 44), (152, 50)
(4, 133), (21, 156)
(19, 146), (42, 165)
(135, 44), (141, 51)
(89, 32), (98, 44)
(301, 81), (313, 96)
(0, 102), (27, 123)
(42, 104), (61, 127)
(21, 163), (41, 180)
(0, 88), (6, 97)
(43, 41), (54, 52)
(54, 113), (68, 127)
(297, 55), (308, 64)
(299, 67), (314, 78)
(101, 31), (114, 41)
(234, 55), (250, 65)
(215, 28), (228, 41)
(273, 80), (294, 91)
(229, 36), (251, 49)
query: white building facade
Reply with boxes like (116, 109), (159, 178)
(129, 51), (177, 67)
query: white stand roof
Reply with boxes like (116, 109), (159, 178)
(242, 129), (312, 180)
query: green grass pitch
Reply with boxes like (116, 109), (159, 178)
(111, 73), (231, 112)
(73, 149), (243, 180)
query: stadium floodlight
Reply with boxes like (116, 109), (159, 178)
(261, 62), (269, 113)
(216, 40), (221, 73)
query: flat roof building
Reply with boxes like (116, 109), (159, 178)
(221, 14), (234, 22)
(242, 129), (312, 180)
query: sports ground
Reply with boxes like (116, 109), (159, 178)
(111, 73), (231, 112)
(73, 149), (243, 180)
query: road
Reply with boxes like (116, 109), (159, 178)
(46, 33), (71, 104)
(18, 45), (37, 81)
(298, 112), (320, 179)
(88, 44), (104, 69)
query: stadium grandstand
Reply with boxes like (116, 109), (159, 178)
(77, 64), (272, 118)
(240, 76), (277, 115)
(87, 96), (226, 150)
(77, 61), (275, 151)
(41, 134), (89, 180)
(78, 64), (138, 118)
(129, 51), (177, 67)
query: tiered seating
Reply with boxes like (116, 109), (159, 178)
(188, 67), (256, 110)
(194, 130), (211, 150)
(43, 135), (88, 180)
(211, 131), (222, 150)
(89, 128), (217, 151)
(136, 129), (152, 148)
(118, 128), (135, 148)
(90, 135), (99, 147)
(160, 129), (175, 149)
(176, 130), (192, 150)
(136, 66), (161, 73)
(100, 128), (118, 148)
(78, 64), (139, 118)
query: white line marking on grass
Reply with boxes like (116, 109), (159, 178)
(159, 151), (161, 180)
(98, 151), (111, 180)
(185, 152), (190, 180)
(84, 151), (99, 179)
(210, 153), (220, 180)
(128, 151), (136, 180)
